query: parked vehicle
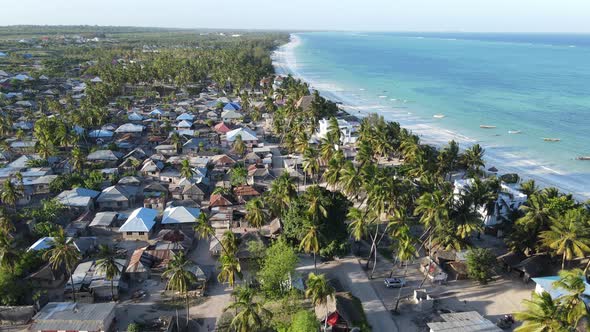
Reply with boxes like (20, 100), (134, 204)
(384, 277), (406, 288)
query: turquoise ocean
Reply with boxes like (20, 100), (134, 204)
(272, 32), (590, 200)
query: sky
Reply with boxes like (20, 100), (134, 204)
(2, 0), (590, 33)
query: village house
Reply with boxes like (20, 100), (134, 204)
(96, 185), (138, 210)
(56, 187), (100, 211)
(161, 206), (201, 228)
(30, 302), (116, 332)
(225, 127), (258, 147)
(118, 207), (158, 241)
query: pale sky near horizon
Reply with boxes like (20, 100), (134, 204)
(2, 0), (590, 33)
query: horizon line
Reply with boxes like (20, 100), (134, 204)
(1, 24), (590, 35)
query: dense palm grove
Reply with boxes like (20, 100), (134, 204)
(1, 26), (589, 331)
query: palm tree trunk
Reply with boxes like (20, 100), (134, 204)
(394, 261), (408, 311)
(313, 251), (317, 274)
(186, 293), (190, 328)
(111, 279), (115, 301)
(562, 253), (566, 270)
(370, 246), (378, 279)
(69, 268), (77, 302)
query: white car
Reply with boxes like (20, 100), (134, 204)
(384, 277), (406, 288)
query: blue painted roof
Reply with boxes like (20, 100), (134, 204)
(223, 102), (241, 111)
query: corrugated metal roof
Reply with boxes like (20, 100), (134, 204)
(31, 302), (115, 331)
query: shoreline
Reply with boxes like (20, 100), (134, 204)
(272, 33), (590, 202)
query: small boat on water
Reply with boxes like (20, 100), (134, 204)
(544, 138), (561, 142)
(576, 156), (590, 161)
(508, 130), (522, 134)
(480, 125), (496, 129)
(433, 114), (445, 119)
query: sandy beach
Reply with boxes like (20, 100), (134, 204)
(272, 34), (590, 201)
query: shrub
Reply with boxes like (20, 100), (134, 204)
(466, 248), (496, 284)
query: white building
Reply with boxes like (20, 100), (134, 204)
(453, 179), (527, 226)
(316, 118), (357, 145)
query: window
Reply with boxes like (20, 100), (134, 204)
(126, 232), (133, 235)
(138, 232), (145, 235)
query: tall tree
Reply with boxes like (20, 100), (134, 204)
(305, 273), (335, 331)
(539, 209), (590, 269)
(462, 144), (485, 176)
(233, 134), (246, 156)
(224, 286), (272, 332)
(514, 291), (568, 332)
(180, 159), (193, 179)
(95, 244), (124, 301)
(162, 252), (197, 328)
(300, 224), (321, 273)
(1, 179), (19, 208)
(245, 198), (267, 229)
(43, 229), (80, 301)
(394, 234), (417, 311)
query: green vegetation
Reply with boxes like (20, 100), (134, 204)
(515, 269), (588, 331)
(286, 310), (320, 332)
(258, 238), (299, 298)
(465, 248), (496, 284)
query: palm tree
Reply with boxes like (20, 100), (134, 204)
(300, 224), (321, 273)
(414, 190), (449, 254)
(318, 138), (335, 163)
(451, 196), (483, 240)
(170, 132), (182, 154)
(515, 193), (554, 252)
(43, 229), (80, 301)
(1, 179), (19, 209)
(162, 252), (197, 328)
(338, 161), (362, 199)
(180, 159), (193, 179)
(514, 291), (568, 332)
(95, 245), (124, 301)
(229, 163), (248, 187)
(539, 209), (590, 269)
(224, 286), (272, 332)
(265, 173), (297, 218)
(462, 144), (485, 176)
(551, 269), (587, 327)
(303, 185), (329, 223)
(194, 213), (228, 254)
(305, 273), (335, 331)
(0, 208), (15, 236)
(71, 147), (85, 173)
(245, 198), (267, 229)
(0, 235), (18, 272)
(302, 146), (320, 184)
(218, 254), (242, 288)
(520, 179), (539, 197)
(394, 234), (418, 311)
(233, 134), (246, 156)
(323, 151), (345, 191)
(327, 117), (342, 145)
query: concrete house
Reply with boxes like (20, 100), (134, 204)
(96, 185), (137, 210)
(118, 207), (158, 241)
(161, 206), (201, 228)
(56, 188), (100, 211)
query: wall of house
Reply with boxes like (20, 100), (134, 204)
(98, 200), (129, 211)
(122, 231), (151, 241)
